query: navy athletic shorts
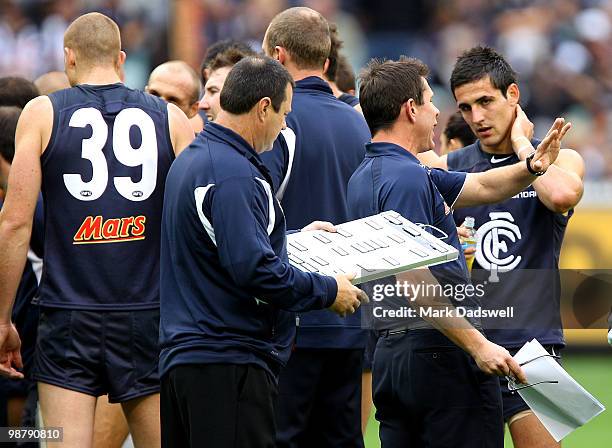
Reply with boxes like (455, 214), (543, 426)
(500, 344), (563, 422)
(33, 307), (160, 403)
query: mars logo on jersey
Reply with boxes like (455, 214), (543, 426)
(475, 211), (522, 282)
(73, 215), (146, 244)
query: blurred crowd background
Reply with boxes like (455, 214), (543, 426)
(1, 0), (610, 180)
(1, 0), (611, 270)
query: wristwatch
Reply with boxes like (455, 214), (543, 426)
(525, 152), (546, 176)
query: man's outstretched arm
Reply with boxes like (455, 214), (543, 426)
(455, 117), (571, 208)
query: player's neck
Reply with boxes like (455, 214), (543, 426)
(288, 66), (325, 83)
(480, 135), (514, 155)
(74, 68), (122, 86)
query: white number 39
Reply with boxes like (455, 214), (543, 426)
(63, 107), (158, 202)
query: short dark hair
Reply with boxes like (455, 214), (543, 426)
(335, 55), (356, 93)
(264, 7), (331, 71)
(325, 23), (343, 82)
(0, 106), (22, 163)
(359, 57), (429, 136)
(450, 46), (517, 98)
(0, 77), (39, 108)
(208, 46), (256, 73)
(220, 56), (294, 115)
(444, 111), (476, 147)
(200, 39), (254, 83)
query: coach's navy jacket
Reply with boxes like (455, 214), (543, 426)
(261, 77), (370, 349)
(159, 123), (338, 379)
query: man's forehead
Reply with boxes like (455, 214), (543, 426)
(207, 67), (231, 87)
(455, 75), (499, 101)
(150, 72), (191, 94)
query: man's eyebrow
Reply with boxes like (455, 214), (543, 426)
(458, 95), (492, 107)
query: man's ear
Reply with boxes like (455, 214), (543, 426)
(323, 58), (330, 75)
(64, 47), (75, 67)
(506, 83), (520, 106)
(405, 99), (417, 123)
(257, 97), (272, 121)
(189, 101), (199, 119)
(275, 47), (288, 65)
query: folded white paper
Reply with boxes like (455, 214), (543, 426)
(508, 339), (606, 442)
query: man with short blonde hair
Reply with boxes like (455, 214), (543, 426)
(261, 7), (371, 447)
(263, 7), (331, 71)
(0, 12), (194, 447)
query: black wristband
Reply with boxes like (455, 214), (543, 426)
(526, 152), (545, 176)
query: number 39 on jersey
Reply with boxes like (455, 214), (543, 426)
(63, 107), (158, 202)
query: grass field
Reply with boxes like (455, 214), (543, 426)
(364, 353), (611, 447)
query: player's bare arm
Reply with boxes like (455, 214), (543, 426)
(167, 102), (196, 156)
(0, 96), (52, 378)
(529, 148), (584, 213)
(510, 104), (584, 213)
(455, 117), (570, 208)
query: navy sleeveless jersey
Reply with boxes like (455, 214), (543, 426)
(37, 84), (174, 310)
(447, 141), (569, 348)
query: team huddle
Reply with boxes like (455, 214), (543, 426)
(0, 6), (584, 448)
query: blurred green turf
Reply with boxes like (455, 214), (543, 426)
(364, 353), (611, 447)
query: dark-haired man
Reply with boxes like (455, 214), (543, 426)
(198, 39), (254, 85)
(199, 45), (256, 123)
(446, 46), (584, 448)
(348, 56), (569, 447)
(261, 7), (371, 447)
(0, 12), (195, 447)
(0, 77), (39, 108)
(159, 55), (367, 448)
(441, 111), (475, 155)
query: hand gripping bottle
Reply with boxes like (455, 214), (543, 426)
(460, 216), (477, 272)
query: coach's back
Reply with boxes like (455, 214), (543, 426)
(261, 76), (370, 348)
(38, 84), (174, 310)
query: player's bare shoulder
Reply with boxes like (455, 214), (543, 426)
(166, 102), (195, 156)
(16, 95), (54, 156)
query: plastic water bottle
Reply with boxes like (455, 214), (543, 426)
(460, 216), (477, 271)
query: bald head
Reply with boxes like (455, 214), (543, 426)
(34, 71), (71, 95)
(264, 7), (331, 70)
(146, 61), (201, 118)
(64, 13), (121, 69)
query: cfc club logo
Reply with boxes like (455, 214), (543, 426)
(475, 212), (522, 282)
(73, 215), (146, 244)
